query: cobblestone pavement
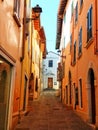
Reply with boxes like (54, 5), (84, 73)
(14, 90), (95, 130)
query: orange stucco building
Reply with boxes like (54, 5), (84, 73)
(0, 0), (46, 129)
(56, 0), (98, 128)
(0, 0), (25, 129)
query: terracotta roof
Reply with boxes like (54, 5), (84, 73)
(32, 9), (46, 59)
(56, 0), (68, 49)
(39, 27), (46, 59)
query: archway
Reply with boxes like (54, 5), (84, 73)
(88, 68), (96, 124)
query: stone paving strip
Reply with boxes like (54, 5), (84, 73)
(15, 90), (95, 130)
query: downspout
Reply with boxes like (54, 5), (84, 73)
(38, 29), (41, 95)
(30, 21), (33, 74)
(20, 0), (26, 61)
(95, 0), (98, 54)
(18, 0), (26, 123)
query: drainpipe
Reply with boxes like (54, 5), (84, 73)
(18, 0), (26, 123)
(20, 0), (26, 61)
(30, 23), (33, 74)
(95, 0), (98, 54)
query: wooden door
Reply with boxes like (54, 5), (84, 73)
(48, 78), (53, 88)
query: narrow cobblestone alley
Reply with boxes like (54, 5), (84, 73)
(14, 90), (94, 130)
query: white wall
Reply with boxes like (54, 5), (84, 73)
(60, 0), (74, 50)
(42, 52), (59, 90)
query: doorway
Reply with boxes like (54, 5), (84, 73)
(48, 77), (53, 88)
(88, 68), (96, 124)
(66, 85), (68, 104)
(23, 76), (28, 110)
(0, 57), (12, 130)
(68, 71), (72, 104)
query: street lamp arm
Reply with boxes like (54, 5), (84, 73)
(25, 16), (39, 23)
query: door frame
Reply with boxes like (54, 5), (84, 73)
(87, 68), (96, 124)
(48, 77), (53, 88)
(0, 50), (16, 130)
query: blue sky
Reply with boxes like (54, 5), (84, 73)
(31, 0), (60, 52)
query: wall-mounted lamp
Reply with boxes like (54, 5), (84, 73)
(0, 60), (3, 64)
(47, 51), (66, 59)
(26, 4), (42, 23)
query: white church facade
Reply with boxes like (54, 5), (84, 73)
(42, 51), (59, 90)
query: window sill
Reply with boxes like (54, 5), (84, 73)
(71, 60), (76, 66)
(13, 12), (21, 27)
(77, 52), (82, 59)
(79, 106), (83, 110)
(84, 37), (94, 49)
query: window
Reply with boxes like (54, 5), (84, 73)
(14, 0), (20, 18)
(73, 41), (76, 63)
(54, 82), (57, 85)
(78, 27), (82, 54)
(87, 6), (92, 42)
(79, 79), (83, 108)
(48, 60), (53, 67)
(35, 78), (38, 91)
(75, 87), (79, 105)
(75, 2), (78, 23)
(71, 1), (74, 17)
(70, 34), (72, 52)
(64, 13), (66, 23)
(62, 62), (65, 78)
(80, 0), (83, 8)
(13, 0), (21, 27)
(64, 37), (66, 48)
(27, 36), (30, 52)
